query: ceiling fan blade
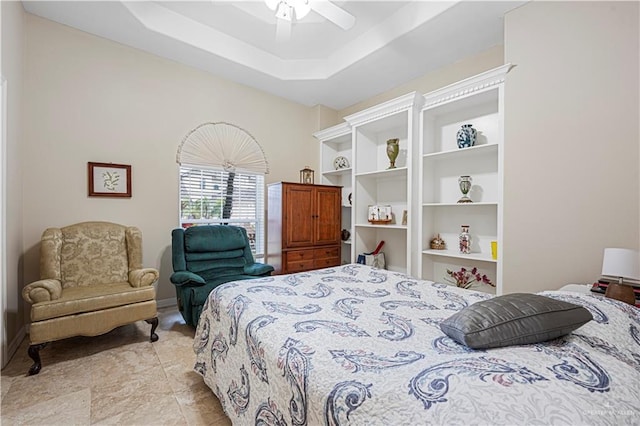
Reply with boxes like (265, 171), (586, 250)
(310, 0), (355, 30)
(275, 17), (292, 42)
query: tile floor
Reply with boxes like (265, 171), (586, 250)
(1, 307), (231, 425)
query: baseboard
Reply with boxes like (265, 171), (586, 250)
(5, 325), (26, 365)
(157, 297), (177, 309)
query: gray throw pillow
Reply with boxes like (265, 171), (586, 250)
(440, 293), (593, 349)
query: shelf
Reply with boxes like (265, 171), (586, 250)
(422, 249), (496, 263)
(421, 145), (498, 204)
(342, 240), (352, 245)
(423, 202), (498, 207)
(355, 223), (407, 230)
(423, 143), (498, 160)
(322, 168), (352, 177)
(355, 167), (407, 179)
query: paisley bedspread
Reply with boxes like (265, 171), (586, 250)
(193, 264), (640, 425)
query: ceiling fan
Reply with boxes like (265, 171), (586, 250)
(265, 0), (356, 41)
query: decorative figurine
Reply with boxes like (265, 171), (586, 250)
(458, 175), (473, 203)
(459, 225), (471, 254)
(456, 124), (477, 148)
(333, 156), (350, 170)
(430, 234), (446, 250)
(300, 166), (314, 184)
(386, 138), (399, 169)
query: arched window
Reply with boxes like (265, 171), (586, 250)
(176, 122), (269, 258)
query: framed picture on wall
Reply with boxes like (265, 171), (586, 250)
(88, 162), (132, 198)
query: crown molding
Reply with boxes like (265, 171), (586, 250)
(313, 122), (351, 141)
(422, 63), (514, 109)
(344, 92), (424, 127)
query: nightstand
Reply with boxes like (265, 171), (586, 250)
(604, 282), (636, 305)
(559, 283), (638, 306)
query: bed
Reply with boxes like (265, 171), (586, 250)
(193, 264), (640, 425)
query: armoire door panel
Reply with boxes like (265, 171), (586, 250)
(284, 185), (314, 247)
(315, 187), (341, 245)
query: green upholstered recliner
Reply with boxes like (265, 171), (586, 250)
(171, 225), (274, 326)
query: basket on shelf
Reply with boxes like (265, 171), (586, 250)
(430, 234), (446, 250)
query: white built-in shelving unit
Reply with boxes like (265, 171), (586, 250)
(343, 92), (423, 274)
(418, 64), (511, 294)
(314, 122), (353, 265)
(314, 65), (511, 286)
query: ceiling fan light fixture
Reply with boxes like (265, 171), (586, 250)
(267, 0), (311, 22)
(275, 2), (292, 21)
(292, 0), (311, 19)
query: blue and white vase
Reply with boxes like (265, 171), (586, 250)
(456, 124), (477, 148)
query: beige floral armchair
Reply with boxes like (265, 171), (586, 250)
(22, 221), (159, 375)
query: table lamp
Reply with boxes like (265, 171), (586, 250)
(601, 248), (640, 305)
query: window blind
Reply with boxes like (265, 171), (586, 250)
(179, 166), (265, 257)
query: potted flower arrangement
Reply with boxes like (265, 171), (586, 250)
(445, 267), (494, 289)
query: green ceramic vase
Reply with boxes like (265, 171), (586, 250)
(386, 138), (399, 169)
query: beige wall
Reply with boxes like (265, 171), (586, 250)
(21, 15), (321, 312)
(503, 1), (639, 292)
(338, 45), (504, 118)
(311, 104), (342, 131)
(7, 1), (639, 363)
(1, 0), (26, 366)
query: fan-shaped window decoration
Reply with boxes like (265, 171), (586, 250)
(176, 122), (269, 174)
(176, 122), (269, 258)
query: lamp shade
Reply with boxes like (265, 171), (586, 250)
(601, 248), (640, 282)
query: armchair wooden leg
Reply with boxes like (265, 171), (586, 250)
(145, 317), (159, 342)
(27, 343), (48, 376)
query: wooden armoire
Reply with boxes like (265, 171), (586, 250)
(267, 182), (342, 274)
